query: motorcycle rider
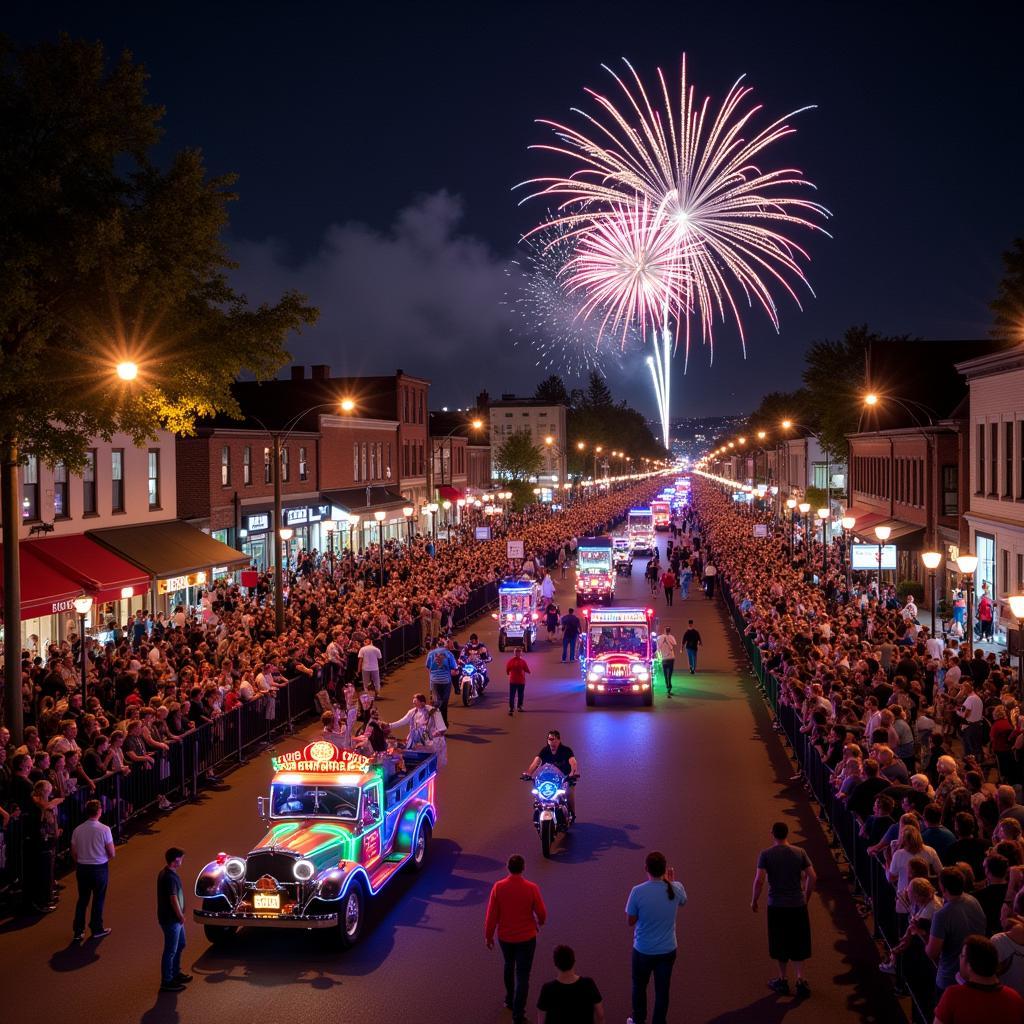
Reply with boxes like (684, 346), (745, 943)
(524, 730), (579, 818)
(461, 633), (492, 687)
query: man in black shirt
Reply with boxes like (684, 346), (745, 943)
(560, 609), (582, 663)
(682, 621), (702, 674)
(157, 847), (191, 993)
(536, 944), (603, 1023)
(525, 731), (579, 816)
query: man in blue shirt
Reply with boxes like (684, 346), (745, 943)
(625, 851), (687, 1024)
(425, 639), (457, 726)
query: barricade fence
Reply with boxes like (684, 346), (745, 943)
(720, 576), (932, 1023)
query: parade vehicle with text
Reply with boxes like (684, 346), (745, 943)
(581, 607), (656, 706)
(493, 577), (541, 651)
(626, 508), (656, 554)
(193, 741), (437, 947)
(651, 500), (671, 531)
(575, 536), (615, 604)
(612, 535), (633, 575)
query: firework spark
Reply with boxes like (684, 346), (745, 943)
(518, 55), (830, 364)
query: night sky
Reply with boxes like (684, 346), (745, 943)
(10, 3), (1024, 418)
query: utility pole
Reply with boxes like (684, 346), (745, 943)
(2, 438), (23, 739)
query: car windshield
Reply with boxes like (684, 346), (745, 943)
(579, 550), (609, 568)
(501, 592), (531, 613)
(271, 783), (360, 819)
(589, 625), (648, 655)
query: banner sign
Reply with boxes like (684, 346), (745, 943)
(851, 543), (897, 570)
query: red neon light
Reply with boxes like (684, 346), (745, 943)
(645, 607), (654, 617)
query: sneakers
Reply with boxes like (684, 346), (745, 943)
(73, 932), (84, 942)
(158, 795), (173, 810)
(175, 972), (194, 983)
(666, 691), (673, 698)
(92, 927), (112, 938)
(767, 977), (790, 995)
(159, 981), (186, 993)
(508, 709), (514, 716)
(878, 960), (896, 975)
(795, 979), (811, 997)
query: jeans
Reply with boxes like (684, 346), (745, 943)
(686, 647), (698, 672)
(631, 947), (677, 1024)
(499, 937), (536, 1017)
(73, 862), (109, 933)
(561, 634), (578, 661)
(662, 658), (675, 692)
(508, 683), (525, 710)
(160, 921), (186, 984)
(663, 586), (673, 605)
(962, 720), (985, 758)
(431, 682), (452, 727)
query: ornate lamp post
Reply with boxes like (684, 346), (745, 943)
(402, 505), (414, 544)
(278, 527), (294, 582)
(347, 514), (360, 556)
(73, 595), (94, 691)
(324, 523), (335, 577)
(1007, 594), (1024, 699)
(797, 502), (810, 553)
(874, 525), (892, 594)
(921, 550), (943, 636)
(786, 497), (797, 554)
(424, 502), (438, 541)
(955, 553), (978, 652)
(841, 515), (856, 596)
(374, 510), (386, 584)
(817, 508), (830, 577)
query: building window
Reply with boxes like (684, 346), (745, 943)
(243, 446), (252, 486)
(148, 449), (160, 509)
(990, 422), (998, 495)
(83, 449), (97, 515)
(977, 423), (985, 494)
(280, 446), (289, 483)
(1017, 552), (1023, 590)
(299, 446), (308, 481)
(111, 449), (124, 512)
(53, 461), (69, 519)
(403, 389), (409, 423)
(386, 442), (392, 478)
(369, 442), (377, 480)
(221, 445), (231, 487)
(353, 442), (360, 482)
(1002, 549), (1010, 595)
(1006, 421), (1014, 498)
(1020, 422), (1024, 499)
(264, 447), (272, 484)
(941, 465), (958, 515)
(22, 454), (39, 521)
(377, 442), (383, 480)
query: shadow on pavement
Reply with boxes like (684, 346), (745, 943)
(705, 993), (804, 1023)
(49, 936), (103, 973)
(552, 820), (645, 864)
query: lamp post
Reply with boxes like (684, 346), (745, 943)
(955, 553), (978, 652)
(278, 528), (294, 585)
(73, 595), (94, 692)
(347, 514), (361, 556)
(1007, 594), (1024, 699)
(922, 550), (943, 637)
(441, 499), (452, 530)
(374, 510), (386, 585)
(786, 497), (797, 554)
(841, 515), (856, 596)
(874, 525), (892, 594)
(425, 502), (438, 541)
(797, 502), (810, 554)
(817, 508), (830, 577)
(402, 505), (414, 545)
(324, 523), (335, 577)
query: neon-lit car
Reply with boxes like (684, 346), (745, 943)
(651, 501), (671, 531)
(493, 577), (541, 651)
(581, 607), (656, 707)
(575, 536), (614, 604)
(612, 536), (633, 575)
(193, 742), (437, 947)
(626, 508), (656, 554)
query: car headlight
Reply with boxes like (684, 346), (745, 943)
(293, 858), (316, 881)
(590, 662), (606, 676)
(224, 857), (246, 881)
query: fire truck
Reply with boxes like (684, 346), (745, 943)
(581, 607), (656, 706)
(575, 536), (614, 604)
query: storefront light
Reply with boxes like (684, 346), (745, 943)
(73, 595), (94, 616)
(120, 586), (134, 599)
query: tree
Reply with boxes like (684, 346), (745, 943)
(494, 430), (543, 482)
(746, 390), (809, 434)
(991, 238), (1024, 342)
(534, 374), (569, 405)
(584, 371), (614, 409)
(0, 37), (318, 736)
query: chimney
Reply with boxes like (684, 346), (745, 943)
(290, 365), (305, 381)
(310, 364), (330, 380)
(476, 390), (490, 410)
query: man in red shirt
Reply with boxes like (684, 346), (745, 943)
(485, 854), (547, 1024)
(934, 934), (1024, 1023)
(505, 650), (531, 716)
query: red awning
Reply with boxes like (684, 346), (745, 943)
(27, 535), (149, 604)
(438, 486), (465, 500)
(845, 508), (889, 537)
(0, 542), (81, 621)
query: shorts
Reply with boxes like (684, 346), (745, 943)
(766, 905), (811, 962)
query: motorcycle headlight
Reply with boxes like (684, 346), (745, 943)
(224, 857), (246, 881)
(293, 858), (316, 882)
(537, 781), (559, 800)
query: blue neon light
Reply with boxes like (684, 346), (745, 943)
(537, 781), (559, 800)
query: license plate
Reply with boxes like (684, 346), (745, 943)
(253, 892), (280, 911)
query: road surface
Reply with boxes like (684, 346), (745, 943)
(0, 535), (902, 1023)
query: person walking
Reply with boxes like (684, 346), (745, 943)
(656, 627), (677, 698)
(157, 847), (192, 993)
(660, 567), (676, 606)
(625, 850), (687, 1024)
(70, 799), (115, 940)
(560, 608), (582, 663)
(703, 559), (717, 598)
(681, 620), (702, 675)
(356, 638), (383, 696)
(485, 853), (547, 1024)
(751, 821), (816, 997)
(424, 638), (457, 727)
(505, 648), (531, 715)
(536, 944), (605, 1024)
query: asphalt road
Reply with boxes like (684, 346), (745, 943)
(1, 536), (904, 1024)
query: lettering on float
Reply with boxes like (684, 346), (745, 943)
(271, 741), (371, 774)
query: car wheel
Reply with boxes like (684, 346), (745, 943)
(408, 820), (431, 872)
(336, 881), (366, 948)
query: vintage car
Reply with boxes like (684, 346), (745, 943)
(626, 508), (656, 554)
(612, 536), (634, 576)
(193, 742), (437, 947)
(575, 536), (614, 604)
(581, 606), (656, 706)
(493, 577), (541, 651)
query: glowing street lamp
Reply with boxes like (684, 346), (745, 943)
(340, 397), (356, 413)
(1007, 594), (1024, 698)
(921, 550), (943, 635)
(115, 361), (138, 381)
(73, 595), (94, 687)
(816, 507), (830, 576)
(955, 552), (978, 650)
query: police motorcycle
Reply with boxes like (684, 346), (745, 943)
(455, 637), (491, 707)
(519, 765), (576, 858)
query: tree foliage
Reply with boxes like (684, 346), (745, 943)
(0, 36), (318, 468)
(746, 390), (810, 434)
(533, 374), (570, 405)
(991, 237), (1024, 342)
(494, 430), (544, 481)
(585, 371), (614, 409)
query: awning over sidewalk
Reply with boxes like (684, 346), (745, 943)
(28, 535), (149, 604)
(438, 486), (465, 501)
(844, 508), (889, 537)
(88, 520), (249, 577)
(0, 542), (81, 621)
(320, 487), (410, 513)
(873, 518), (924, 542)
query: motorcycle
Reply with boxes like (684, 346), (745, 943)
(520, 765), (575, 858)
(455, 658), (489, 706)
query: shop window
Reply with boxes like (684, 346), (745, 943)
(148, 450), (160, 509)
(53, 460), (69, 519)
(243, 446), (252, 486)
(221, 445), (231, 487)
(941, 465), (958, 515)
(83, 449), (97, 516)
(264, 447), (272, 484)
(112, 449), (124, 513)
(299, 446), (308, 481)
(22, 454), (39, 521)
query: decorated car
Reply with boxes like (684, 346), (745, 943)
(612, 536), (633, 575)
(626, 508), (656, 554)
(581, 606), (656, 706)
(575, 536), (614, 604)
(493, 577), (541, 651)
(193, 741), (437, 947)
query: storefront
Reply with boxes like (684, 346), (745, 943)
(321, 487), (411, 552)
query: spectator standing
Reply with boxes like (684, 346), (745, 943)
(485, 853), (547, 1024)
(991, 890), (1024, 998)
(70, 799), (115, 940)
(536, 944), (604, 1024)
(933, 934), (1024, 1022)
(356, 639), (383, 696)
(505, 649), (530, 716)
(656, 627), (677, 698)
(625, 850), (687, 1024)
(751, 821), (816, 997)
(681, 621), (702, 675)
(424, 639), (457, 727)
(560, 608), (582, 663)
(926, 867), (987, 997)
(157, 847), (192, 993)
(660, 568), (676, 606)
(26, 778), (63, 913)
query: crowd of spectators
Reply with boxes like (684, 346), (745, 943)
(691, 476), (1024, 1016)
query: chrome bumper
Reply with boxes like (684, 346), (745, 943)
(193, 909), (338, 929)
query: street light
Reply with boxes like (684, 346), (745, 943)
(424, 502), (438, 540)
(324, 522), (336, 576)
(797, 501), (810, 553)
(840, 515), (857, 594)
(955, 553), (978, 651)
(340, 397), (356, 413)
(786, 497), (798, 554)
(73, 595), (94, 690)
(817, 508), (830, 577)
(922, 550), (943, 636)
(279, 527), (294, 581)
(402, 505), (414, 544)
(1007, 594), (1024, 699)
(347, 514), (361, 555)
(115, 361), (138, 381)
(874, 525), (891, 592)
(374, 510), (386, 583)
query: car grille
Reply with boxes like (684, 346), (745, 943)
(245, 850), (298, 883)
